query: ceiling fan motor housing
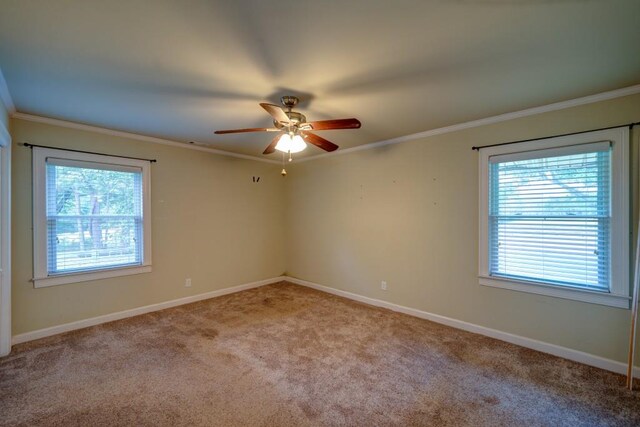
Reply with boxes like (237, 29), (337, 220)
(274, 111), (307, 129)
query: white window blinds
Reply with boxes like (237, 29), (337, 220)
(488, 141), (611, 291)
(45, 158), (144, 275)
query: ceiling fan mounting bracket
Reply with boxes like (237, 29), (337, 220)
(281, 96), (299, 110)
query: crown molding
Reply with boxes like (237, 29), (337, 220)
(0, 68), (16, 114)
(8, 84), (640, 164)
(297, 84), (640, 163)
(10, 113), (280, 164)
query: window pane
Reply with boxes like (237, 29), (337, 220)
(46, 162), (143, 274)
(488, 149), (610, 291)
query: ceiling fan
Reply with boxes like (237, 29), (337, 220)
(214, 96), (361, 155)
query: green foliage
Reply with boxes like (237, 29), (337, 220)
(47, 164), (142, 262)
(51, 165), (139, 216)
(490, 151), (608, 216)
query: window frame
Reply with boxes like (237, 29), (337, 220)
(478, 128), (630, 308)
(32, 147), (152, 288)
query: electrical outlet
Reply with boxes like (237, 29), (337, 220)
(381, 281), (387, 291)
(185, 278), (192, 288)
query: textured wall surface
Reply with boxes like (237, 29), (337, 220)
(285, 93), (640, 364)
(11, 119), (286, 334)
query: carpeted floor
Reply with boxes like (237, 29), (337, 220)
(1, 282), (639, 426)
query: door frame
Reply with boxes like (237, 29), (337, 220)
(0, 120), (11, 357)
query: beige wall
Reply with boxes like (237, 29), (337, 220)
(9, 93), (640, 365)
(11, 119), (286, 335)
(285, 93), (640, 365)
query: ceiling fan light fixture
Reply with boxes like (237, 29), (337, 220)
(275, 134), (307, 153)
(215, 95), (360, 157)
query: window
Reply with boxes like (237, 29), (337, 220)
(478, 128), (629, 308)
(33, 147), (151, 287)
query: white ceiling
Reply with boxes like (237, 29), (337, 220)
(0, 0), (638, 159)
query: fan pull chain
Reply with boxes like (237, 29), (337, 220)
(281, 152), (287, 176)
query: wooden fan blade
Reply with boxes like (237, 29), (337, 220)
(263, 134), (282, 154)
(259, 103), (291, 124)
(215, 127), (279, 134)
(305, 118), (361, 131)
(302, 132), (339, 152)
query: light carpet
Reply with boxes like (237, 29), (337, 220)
(1, 281), (639, 426)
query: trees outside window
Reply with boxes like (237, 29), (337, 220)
(478, 127), (629, 308)
(32, 148), (151, 287)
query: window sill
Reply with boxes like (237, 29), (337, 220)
(479, 275), (630, 309)
(33, 265), (152, 288)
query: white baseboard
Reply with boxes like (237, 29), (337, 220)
(285, 276), (640, 377)
(11, 276), (285, 345)
(10, 274), (640, 378)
